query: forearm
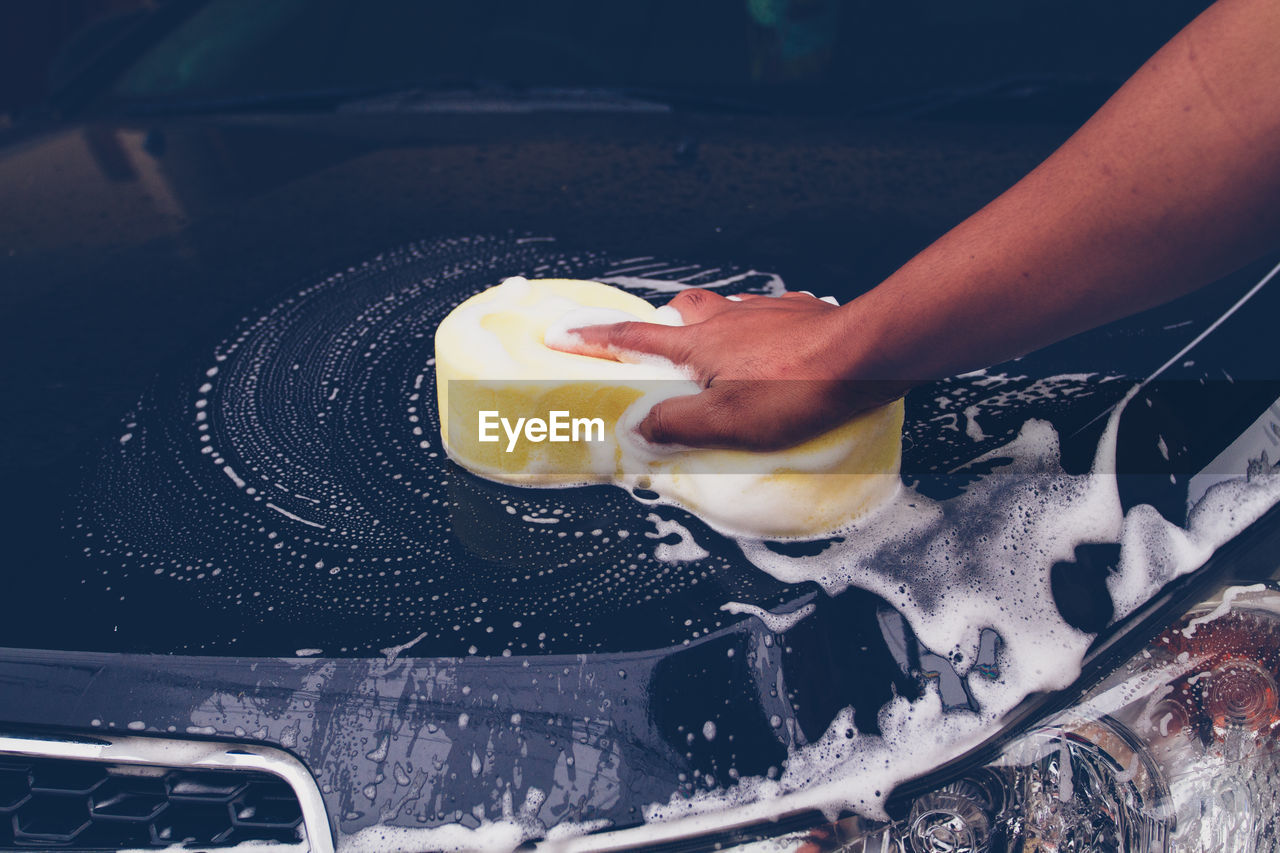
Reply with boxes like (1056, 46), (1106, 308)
(558, 0), (1280, 450)
(839, 0), (1280, 382)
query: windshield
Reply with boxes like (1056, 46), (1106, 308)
(113, 0), (793, 102)
(96, 0), (1204, 116)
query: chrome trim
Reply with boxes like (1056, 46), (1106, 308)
(0, 731), (334, 853)
(534, 805), (815, 852)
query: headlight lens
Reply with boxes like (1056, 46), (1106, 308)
(712, 584), (1280, 853)
(1097, 587), (1280, 853)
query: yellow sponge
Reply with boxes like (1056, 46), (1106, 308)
(434, 277), (903, 538)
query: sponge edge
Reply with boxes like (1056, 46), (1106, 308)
(435, 277), (682, 485)
(434, 277), (904, 539)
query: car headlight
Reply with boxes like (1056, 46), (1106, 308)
(793, 588), (1278, 853)
(602, 534), (1280, 853)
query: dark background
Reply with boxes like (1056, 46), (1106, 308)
(2, 4), (1277, 846)
(2, 0), (1216, 123)
(0, 0), (153, 119)
(3, 0), (1262, 660)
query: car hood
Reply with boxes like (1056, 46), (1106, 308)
(3, 109), (1278, 844)
(0, 109), (1075, 657)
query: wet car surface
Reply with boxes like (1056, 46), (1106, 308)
(5, 2), (1280, 850)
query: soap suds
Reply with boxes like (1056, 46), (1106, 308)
(1179, 583), (1268, 639)
(736, 415), (1121, 691)
(962, 404), (987, 441)
(617, 405), (1132, 831)
(599, 269), (785, 296)
(644, 513), (710, 563)
(78, 240), (808, 661)
(1111, 466), (1280, 618)
(718, 601), (815, 634)
(75, 239), (1280, 851)
(379, 631), (429, 667)
(441, 276), (903, 538)
(636, 404), (1280, 835)
(429, 268), (1280, 840)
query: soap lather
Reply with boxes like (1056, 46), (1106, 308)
(433, 276), (904, 539)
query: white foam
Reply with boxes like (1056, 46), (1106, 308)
(1179, 583), (1268, 639)
(543, 307), (649, 354)
(379, 631), (429, 667)
(1110, 463), (1280, 619)
(341, 821), (525, 853)
(264, 502), (326, 530)
(633, 397), (1280, 837)
(338, 785), (622, 852)
(632, 413), (1124, 828)
(645, 513), (710, 563)
(419, 384), (1205, 852)
(651, 304), (685, 325)
(599, 270), (786, 296)
(419, 272), (1280, 849)
(719, 601), (815, 633)
(442, 277), (899, 538)
(962, 404), (987, 441)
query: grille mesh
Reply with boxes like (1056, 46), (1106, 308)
(0, 755), (303, 848)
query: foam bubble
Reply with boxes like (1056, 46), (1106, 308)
(718, 601), (815, 633)
(644, 513), (710, 563)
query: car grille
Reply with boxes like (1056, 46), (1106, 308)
(0, 755), (306, 850)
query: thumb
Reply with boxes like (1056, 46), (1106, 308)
(550, 320), (691, 365)
(637, 386), (743, 448)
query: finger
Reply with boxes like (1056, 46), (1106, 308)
(550, 320), (691, 365)
(638, 386), (744, 448)
(665, 288), (733, 324)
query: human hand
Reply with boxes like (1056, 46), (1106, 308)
(548, 289), (908, 451)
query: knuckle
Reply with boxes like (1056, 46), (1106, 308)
(671, 289), (713, 312)
(608, 321), (642, 349)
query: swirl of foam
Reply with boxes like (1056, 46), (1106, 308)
(72, 235), (798, 655)
(72, 235), (1123, 661)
